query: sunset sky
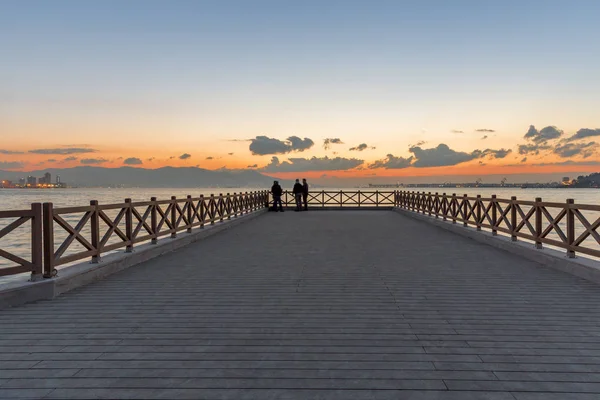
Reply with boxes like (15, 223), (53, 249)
(1, 0), (600, 181)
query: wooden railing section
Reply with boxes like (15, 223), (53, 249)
(0, 205), (43, 279)
(395, 191), (600, 259)
(1, 191), (268, 279)
(277, 190), (396, 207)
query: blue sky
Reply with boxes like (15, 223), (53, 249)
(1, 0), (599, 177)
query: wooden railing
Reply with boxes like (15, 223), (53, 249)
(276, 190), (396, 208)
(0, 205), (43, 279)
(0, 191), (268, 279)
(395, 191), (600, 259)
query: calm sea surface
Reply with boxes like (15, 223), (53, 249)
(1, 187), (600, 270)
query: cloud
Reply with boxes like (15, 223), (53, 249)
(518, 143), (551, 155)
(414, 141), (426, 146)
(409, 144), (480, 167)
(47, 159), (57, 162)
(480, 148), (512, 159)
(80, 158), (108, 165)
(261, 156), (363, 172)
(179, 153), (191, 160)
(249, 136), (314, 155)
(29, 147), (97, 155)
(206, 156), (214, 160)
(169, 156), (175, 159)
(566, 128), (600, 142)
(528, 160), (600, 167)
(247, 164), (258, 168)
(63, 156), (78, 162)
(349, 143), (369, 152)
(521, 157), (527, 163)
(323, 138), (344, 150)
(147, 157), (155, 161)
(368, 154), (413, 169)
(0, 149), (24, 154)
(482, 135), (488, 140)
(228, 152), (234, 156)
(451, 130), (464, 134)
(123, 157), (143, 165)
(0, 161), (24, 169)
(553, 141), (597, 158)
(475, 129), (495, 133)
(523, 125), (563, 144)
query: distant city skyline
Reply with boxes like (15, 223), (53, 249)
(1, 0), (599, 180)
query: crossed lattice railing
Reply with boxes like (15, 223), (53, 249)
(395, 191), (600, 259)
(277, 190), (396, 208)
(0, 191), (268, 279)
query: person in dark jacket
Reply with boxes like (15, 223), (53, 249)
(302, 178), (309, 211)
(271, 180), (284, 212)
(292, 179), (303, 211)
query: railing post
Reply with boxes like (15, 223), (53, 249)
(200, 195), (205, 228)
(491, 195), (497, 236)
(451, 194), (457, 224)
(219, 193), (224, 222)
(125, 198), (133, 252)
(428, 192), (432, 216)
(233, 192), (238, 217)
(339, 190), (342, 208)
(187, 195), (193, 232)
(89, 200), (100, 262)
(434, 193), (439, 218)
(376, 190), (379, 208)
(151, 197), (158, 244)
(535, 197), (542, 249)
(30, 203), (43, 281)
(510, 196), (517, 241)
(210, 194), (215, 225)
(322, 190), (324, 208)
(171, 196), (177, 238)
(476, 195), (482, 231)
(42, 202), (55, 278)
(463, 194), (468, 227)
(567, 198), (575, 258)
(442, 193), (447, 221)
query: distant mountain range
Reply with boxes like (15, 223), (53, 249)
(0, 166), (285, 188)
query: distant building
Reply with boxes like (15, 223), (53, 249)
(1, 180), (12, 188)
(27, 176), (37, 187)
(18, 178), (25, 186)
(562, 177), (571, 185)
(56, 175), (61, 184)
(44, 172), (51, 184)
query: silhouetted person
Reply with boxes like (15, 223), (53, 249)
(271, 180), (284, 212)
(292, 179), (303, 211)
(302, 178), (309, 211)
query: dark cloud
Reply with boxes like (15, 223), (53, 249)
(247, 164), (258, 168)
(553, 141), (597, 158)
(29, 147), (97, 155)
(80, 158), (108, 165)
(206, 156), (214, 160)
(63, 156), (78, 162)
(521, 157), (527, 163)
(415, 141), (426, 146)
(0, 161), (24, 169)
(480, 148), (512, 159)
(349, 143), (369, 152)
(481, 135), (488, 140)
(0, 149), (24, 154)
(409, 144), (479, 168)
(475, 129), (495, 133)
(228, 152), (234, 156)
(566, 128), (600, 142)
(523, 125), (563, 144)
(179, 153), (191, 160)
(249, 136), (314, 155)
(368, 154), (413, 169)
(518, 143), (551, 155)
(123, 157), (143, 165)
(451, 130), (464, 134)
(323, 138), (344, 150)
(261, 156), (363, 172)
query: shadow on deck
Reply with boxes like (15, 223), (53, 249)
(1, 210), (600, 399)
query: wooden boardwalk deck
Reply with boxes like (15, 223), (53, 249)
(1, 210), (600, 399)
